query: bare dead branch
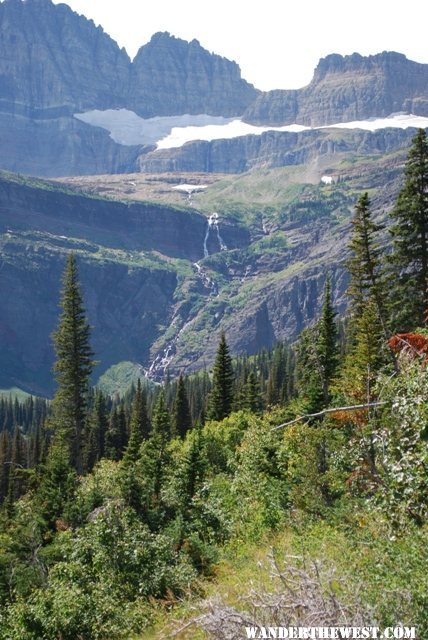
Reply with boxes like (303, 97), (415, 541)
(272, 401), (387, 430)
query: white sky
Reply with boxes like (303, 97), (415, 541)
(51, 0), (428, 91)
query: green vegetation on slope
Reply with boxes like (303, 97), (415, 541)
(1, 131), (428, 640)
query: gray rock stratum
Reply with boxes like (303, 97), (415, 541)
(1, 1), (428, 176)
(0, 0), (257, 176)
(243, 52), (428, 126)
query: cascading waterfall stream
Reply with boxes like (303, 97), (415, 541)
(146, 212), (227, 379)
(203, 212), (227, 257)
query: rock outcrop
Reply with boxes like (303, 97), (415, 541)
(0, 173), (251, 393)
(138, 126), (418, 174)
(244, 52), (428, 126)
(0, 1), (258, 176)
(0, 0), (130, 115)
(129, 32), (259, 118)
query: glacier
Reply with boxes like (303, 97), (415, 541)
(74, 109), (428, 150)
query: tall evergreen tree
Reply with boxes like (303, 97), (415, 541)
(138, 390), (172, 515)
(30, 422), (43, 469)
(344, 193), (394, 391)
(6, 426), (26, 507)
(389, 128), (428, 328)
(123, 379), (150, 464)
(105, 407), (123, 461)
(172, 374), (192, 438)
(49, 254), (94, 473)
(207, 332), (234, 421)
(296, 277), (338, 411)
(151, 390), (171, 442)
(347, 192), (388, 334)
(318, 276), (339, 405)
(0, 430), (11, 504)
(244, 371), (263, 413)
(35, 432), (78, 529)
(84, 390), (108, 472)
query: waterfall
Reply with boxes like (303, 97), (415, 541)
(203, 212), (227, 257)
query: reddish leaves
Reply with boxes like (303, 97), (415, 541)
(388, 333), (428, 363)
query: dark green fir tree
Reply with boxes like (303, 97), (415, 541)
(347, 192), (388, 336)
(207, 331), (234, 421)
(0, 430), (11, 504)
(49, 254), (94, 474)
(318, 276), (339, 405)
(389, 128), (428, 329)
(172, 374), (192, 438)
(123, 379), (150, 464)
(84, 390), (108, 472)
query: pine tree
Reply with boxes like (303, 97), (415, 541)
(296, 277), (339, 411)
(30, 422), (43, 468)
(105, 407), (121, 460)
(151, 390), (171, 499)
(344, 193), (394, 389)
(123, 379), (150, 463)
(35, 431), (78, 529)
(0, 430), (11, 504)
(49, 254), (94, 473)
(389, 128), (428, 329)
(207, 332), (234, 421)
(84, 390), (108, 472)
(339, 298), (385, 403)
(174, 425), (206, 518)
(347, 192), (388, 334)
(152, 390), (170, 442)
(244, 371), (263, 413)
(172, 374), (192, 438)
(6, 426), (26, 506)
(318, 276), (339, 405)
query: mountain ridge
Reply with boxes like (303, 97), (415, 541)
(244, 50), (428, 126)
(1, 0), (428, 176)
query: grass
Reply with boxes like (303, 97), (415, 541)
(139, 513), (428, 639)
(96, 362), (157, 396)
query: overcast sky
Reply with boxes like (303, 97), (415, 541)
(51, 0), (428, 91)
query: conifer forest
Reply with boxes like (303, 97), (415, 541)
(0, 129), (427, 638)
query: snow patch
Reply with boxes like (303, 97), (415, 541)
(321, 175), (333, 184)
(172, 184), (208, 194)
(74, 109), (428, 151)
(74, 109), (234, 146)
(156, 120), (308, 148)
(325, 112), (428, 132)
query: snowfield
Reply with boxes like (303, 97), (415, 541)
(74, 110), (234, 146)
(74, 109), (428, 150)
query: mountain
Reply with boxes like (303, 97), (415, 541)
(136, 126), (417, 174)
(0, 143), (405, 395)
(2, 1), (428, 178)
(129, 32), (259, 118)
(0, 0), (258, 176)
(0, 172), (250, 394)
(243, 52), (428, 126)
(1, 0), (428, 394)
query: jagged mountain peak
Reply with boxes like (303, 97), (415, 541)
(129, 29), (259, 118)
(135, 30), (238, 67)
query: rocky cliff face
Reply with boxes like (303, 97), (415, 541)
(138, 126), (417, 174)
(244, 52), (428, 126)
(129, 32), (259, 118)
(0, 154), (401, 395)
(0, 173), (251, 393)
(0, 1), (258, 176)
(0, 0), (130, 114)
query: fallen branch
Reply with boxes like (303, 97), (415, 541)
(272, 401), (387, 430)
